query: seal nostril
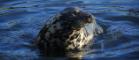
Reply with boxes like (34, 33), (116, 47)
(82, 15), (93, 23)
(87, 18), (92, 23)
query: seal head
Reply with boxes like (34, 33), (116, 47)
(60, 7), (94, 30)
(35, 7), (103, 59)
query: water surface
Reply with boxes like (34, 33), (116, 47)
(0, 0), (139, 60)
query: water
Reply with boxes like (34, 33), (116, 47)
(0, 0), (139, 60)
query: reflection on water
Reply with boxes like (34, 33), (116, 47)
(0, 0), (139, 60)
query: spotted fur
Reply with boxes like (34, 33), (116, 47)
(35, 7), (103, 58)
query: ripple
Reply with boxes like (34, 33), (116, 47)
(0, 0), (139, 60)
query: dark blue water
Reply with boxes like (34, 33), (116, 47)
(0, 0), (139, 60)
